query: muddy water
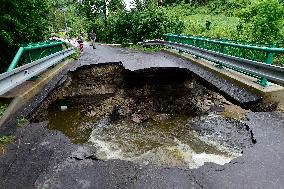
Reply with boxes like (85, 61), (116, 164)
(47, 108), (238, 169)
(47, 107), (96, 144)
(89, 116), (237, 169)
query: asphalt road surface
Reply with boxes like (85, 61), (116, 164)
(0, 44), (283, 189)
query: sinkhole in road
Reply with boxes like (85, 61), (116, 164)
(33, 62), (255, 169)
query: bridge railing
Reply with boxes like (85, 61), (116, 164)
(7, 40), (66, 72)
(163, 34), (284, 86)
(163, 34), (284, 65)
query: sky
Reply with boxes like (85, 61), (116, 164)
(123, 0), (134, 10)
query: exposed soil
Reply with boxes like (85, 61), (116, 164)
(33, 63), (242, 124)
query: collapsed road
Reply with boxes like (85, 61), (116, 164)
(0, 44), (284, 189)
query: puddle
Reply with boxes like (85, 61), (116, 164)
(34, 63), (253, 169)
(47, 107), (95, 144)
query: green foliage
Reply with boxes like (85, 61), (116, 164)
(163, 1), (284, 44)
(238, 0), (284, 43)
(107, 5), (184, 44)
(0, 103), (8, 118)
(128, 45), (163, 52)
(162, 3), (242, 40)
(163, 0), (209, 6)
(17, 116), (28, 127)
(48, 1), (93, 38)
(73, 0), (183, 44)
(0, 0), (51, 73)
(163, 0), (284, 66)
(108, 0), (126, 12)
(174, 6), (240, 40)
(0, 135), (15, 145)
(70, 48), (81, 60)
(1, 0), (284, 71)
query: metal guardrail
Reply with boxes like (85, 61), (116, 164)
(0, 48), (75, 96)
(170, 34), (276, 47)
(7, 40), (65, 72)
(143, 40), (284, 86)
(163, 34), (284, 65)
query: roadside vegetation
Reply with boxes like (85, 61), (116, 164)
(128, 45), (163, 52)
(0, 103), (8, 118)
(17, 116), (28, 127)
(1, 0), (284, 71)
(0, 135), (15, 145)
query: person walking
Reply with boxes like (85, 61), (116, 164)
(90, 31), (96, 49)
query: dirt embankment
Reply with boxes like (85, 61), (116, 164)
(33, 63), (243, 123)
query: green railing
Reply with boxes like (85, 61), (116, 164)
(7, 40), (66, 72)
(163, 34), (284, 86)
(163, 34), (284, 64)
(178, 34), (274, 48)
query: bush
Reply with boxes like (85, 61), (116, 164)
(106, 6), (184, 44)
(238, 0), (284, 43)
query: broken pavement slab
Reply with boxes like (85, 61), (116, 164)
(163, 48), (284, 111)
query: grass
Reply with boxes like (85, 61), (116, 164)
(128, 45), (163, 53)
(0, 135), (15, 145)
(182, 14), (240, 39)
(1, 135), (15, 156)
(17, 116), (28, 127)
(274, 54), (284, 67)
(0, 103), (8, 118)
(164, 4), (240, 39)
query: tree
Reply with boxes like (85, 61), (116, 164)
(108, 0), (126, 12)
(0, 0), (51, 73)
(107, 3), (184, 44)
(162, 0), (209, 5)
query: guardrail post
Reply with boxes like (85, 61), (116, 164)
(7, 47), (25, 72)
(266, 52), (274, 65)
(257, 45), (274, 87)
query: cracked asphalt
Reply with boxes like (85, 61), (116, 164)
(0, 44), (283, 189)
